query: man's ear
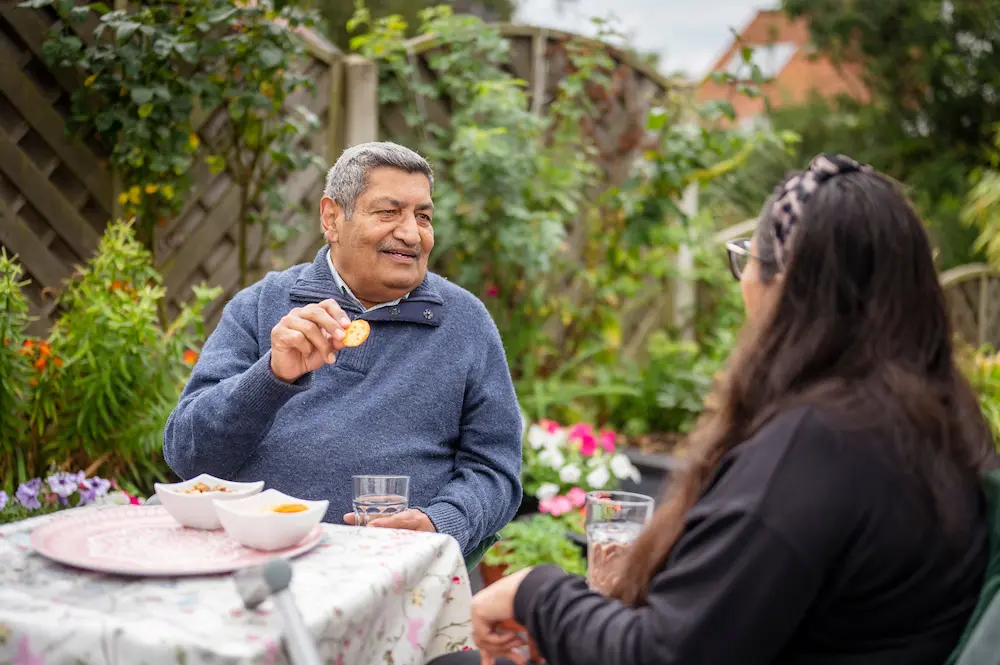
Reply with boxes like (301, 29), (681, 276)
(320, 196), (344, 245)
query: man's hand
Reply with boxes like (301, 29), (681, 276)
(270, 300), (351, 383)
(342, 508), (437, 532)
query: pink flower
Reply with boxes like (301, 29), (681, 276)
(566, 487), (587, 507)
(539, 495), (573, 516)
(599, 430), (616, 453)
(569, 423), (597, 456)
(486, 284), (499, 297)
(406, 618), (426, 649)
(14, 636), (43, 665)
(123, 491), (140, 505)
(538, 419), (561, 434)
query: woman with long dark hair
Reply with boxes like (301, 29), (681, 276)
(434, 154), (997, 665)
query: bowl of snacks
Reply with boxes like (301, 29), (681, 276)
(214, 489), (328, 552)
(154, 474), (264, 530)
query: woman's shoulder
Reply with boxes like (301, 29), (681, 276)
(697, 406), (893, 544)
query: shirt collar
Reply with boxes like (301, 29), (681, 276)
(326, 249), (409, 312)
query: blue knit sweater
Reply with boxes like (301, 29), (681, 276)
(163, 248), (523, 555)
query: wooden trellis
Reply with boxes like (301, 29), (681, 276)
(0, 0), (378, 332)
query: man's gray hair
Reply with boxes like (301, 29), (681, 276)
(323, 141), (434, 219)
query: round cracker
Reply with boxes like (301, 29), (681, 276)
(342, 319), (370, 347)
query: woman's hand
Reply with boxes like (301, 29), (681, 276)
(471, 567), (534, 665)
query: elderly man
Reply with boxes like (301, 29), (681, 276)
(163, 141), (523, 560)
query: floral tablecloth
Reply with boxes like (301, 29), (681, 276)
(0, 507), (472, 665)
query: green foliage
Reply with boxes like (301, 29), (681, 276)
(778, 0), (1000, 269)
(25, 0), (322, 276)
(308, 0), (515, 51)
(961, 129), (1000, 269)
(483, 512), (586, 576)
(964, 346), (1000, 451)
(0, 221), (220, 496)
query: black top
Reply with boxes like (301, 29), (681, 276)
(514, 407), (989, 665)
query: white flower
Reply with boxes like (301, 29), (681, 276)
(586, 466), (610, 489)
(559, 465), (581, 484)
(538, 447), (566, 470)
(93, 491), (133, 506)
(610, 454), (641, 483)
(526, 425), (549, 450)
(535, 482), (560, 500)
(526, 425), (568, 451)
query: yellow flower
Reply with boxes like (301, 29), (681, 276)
(259, 81), (274, 98)
(144, 184), (159, 195)
(189, 133), (200, 150)
(128, 185), (141, 205)
(117, 192), (129, 206)
(84, 73), (97, 87)
(162, 184), (175, 201)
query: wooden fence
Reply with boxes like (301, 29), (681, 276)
(0, 1), (378, 333)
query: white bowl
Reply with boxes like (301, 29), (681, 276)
(154, 474), (264, 530)
(214, 489), (328, 552)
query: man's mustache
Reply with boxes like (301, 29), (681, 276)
(377, 242), (421, 257)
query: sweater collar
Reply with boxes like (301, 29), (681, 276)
(289, 248), (444, 326)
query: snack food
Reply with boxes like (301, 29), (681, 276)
(342, 319), (370, 347)
(270, 503), (309, 513)
(180, 482), (231, 495)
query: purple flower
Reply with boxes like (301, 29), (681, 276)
(0, 490), (8, 511)
(15, 481), (41, 510)
(46, 472), (79, 499)
(78, 477), (111, 505)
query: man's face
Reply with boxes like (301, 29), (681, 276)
(321, 167), (434, 307)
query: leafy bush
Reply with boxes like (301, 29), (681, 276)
(483, 512), (586, 576)
(27, 0), (322, 282)
(0, 222), (219, 496)
(963, 346), (1000, 451)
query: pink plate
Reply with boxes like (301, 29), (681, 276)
(30, 505), (323, 577)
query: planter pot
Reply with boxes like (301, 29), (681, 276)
(616, 448), (686, 501)
(478, 562), (545, 663)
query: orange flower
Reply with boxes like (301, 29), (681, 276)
(38, 341), (51, 357)
(2, 337), (8, 346)
(29, 378), (37, 387)
(34, 355), (47, 371)
(22, 339), (33, 349)
(183, 349), (199, 365)
(53, 357), (64, 368)
(110, 280), (124, 291)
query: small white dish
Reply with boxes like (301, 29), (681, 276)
(154, 474), (264, 530)
(214, 489), (328, 552)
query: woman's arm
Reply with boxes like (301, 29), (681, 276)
(515, 509), (819, 665)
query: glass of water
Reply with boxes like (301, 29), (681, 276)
(585, 490), (654, 594)
(352, 475), (410, 526)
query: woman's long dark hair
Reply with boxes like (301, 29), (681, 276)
(610, 167), (997, 606)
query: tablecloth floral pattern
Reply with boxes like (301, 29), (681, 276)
(0, 506), (472, 665)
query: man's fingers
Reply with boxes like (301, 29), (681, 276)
(317, 299), (351, 328)
(276, 329), (313, 359)
(283, 316), (334, 362)
(298, 305), (347, 344)
(343, 512), (357, 525)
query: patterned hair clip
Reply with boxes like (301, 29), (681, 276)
(771, 153), (873, 269)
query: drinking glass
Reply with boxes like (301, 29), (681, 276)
(352, 475), (410, 526)
(585, 490), (655, 593)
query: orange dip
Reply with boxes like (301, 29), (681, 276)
(271, 503), (308, 513)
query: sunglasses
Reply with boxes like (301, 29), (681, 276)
(725, 237), (758, 281)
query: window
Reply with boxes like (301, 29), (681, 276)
(723, 42), (798, 81)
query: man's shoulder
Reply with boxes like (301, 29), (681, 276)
(235, 260), (312, 300)
(427, 272), (487, 313)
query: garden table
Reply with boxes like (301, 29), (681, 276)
(0, 507), (472, 665)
